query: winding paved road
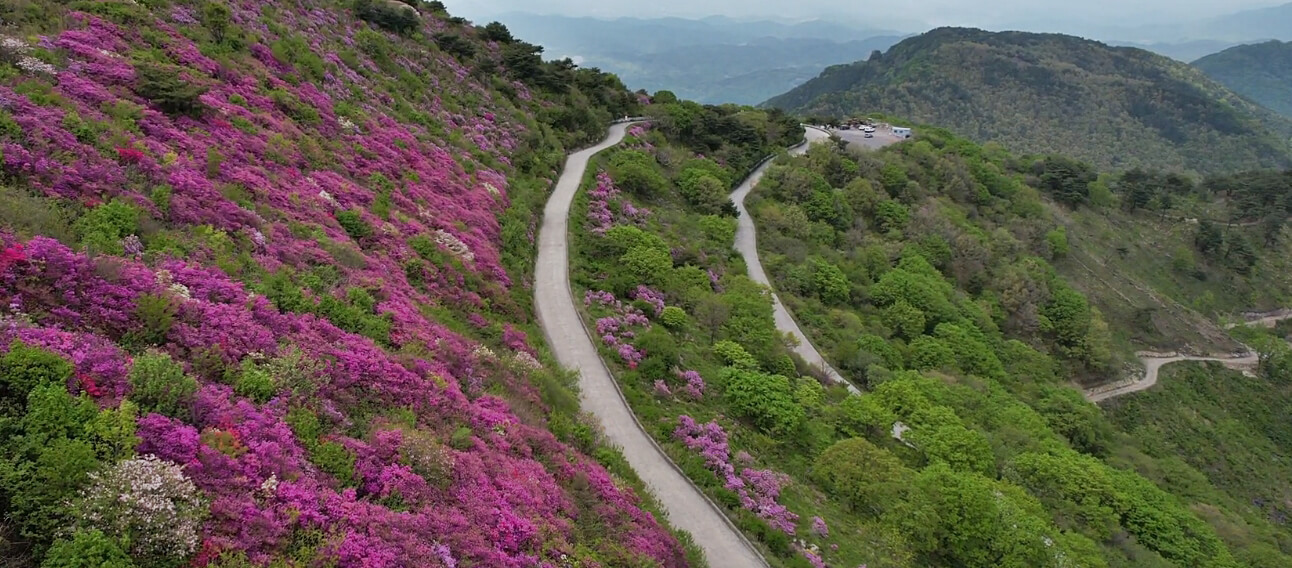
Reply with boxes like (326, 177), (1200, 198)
(1085, 310), (1292, 402)
(731, 126), (863, 393)
(1085, 350), (1258, 403)
(534, 123), (768, 568)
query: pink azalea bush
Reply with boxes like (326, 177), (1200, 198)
(811, 516), (829, 538)
(588, 290), (650, 367)
(678, 369), (706, 400)
(631, 285), (666, 317)
(586, 171), (648, 235)
(674, 416), (799, 534)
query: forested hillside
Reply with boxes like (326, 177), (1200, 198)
(765, 28), (1292, 174)
(1194, 41), (1292, 118)
(557, 104), (1292, 565)
(0, 0), (724, 566)
(737, 129), (1292, 566)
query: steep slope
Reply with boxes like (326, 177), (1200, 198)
(0, 0), (704, 566)
(555, 113), (1292, 566)
(535, 122), (768, 568)
(766, 28), (1292, 174)
(1194, 41), (1292, 118)
(738, 128), (1292, 567)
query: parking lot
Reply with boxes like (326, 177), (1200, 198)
(822, 125), (907, 150)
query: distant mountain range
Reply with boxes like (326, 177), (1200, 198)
(1108, 39), (1250, 62)
(484, 12), (906, 104)
(1113, 1), (1292, 43)
(765, 28), (1292, 174)
(1194, 40), (1292, 118)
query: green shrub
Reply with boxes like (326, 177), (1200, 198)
(149, 185), (172, 216)
(712, 340), (759, 371)
(0, 185), (75, 243)
(41, 529), (136, 568)
(123, 293), (178, 350)
(4, 427), (100, 550)
(0, 340), (75, 403)
(722, 367), (805, 437)
(354, 0), (421, 34)
(127, 351), (198, 420)
(0, 108), (22, 139)
(311, 441), (356, 486)
(813, 437), (911, 516)
(199, 1), (231, 42)
(232, 361), (277, 404)
(335, 209), (372, 241)
(449, 426), (474, 449)
(133, 64), (207, 117)
(268, 88), (321, 125)
(1045, 227), (1069, 259)
(659, 306), (687, 329)
(73, 199), (140, 255)
(86, 401), (140, 461)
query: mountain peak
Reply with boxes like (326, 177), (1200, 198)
(766, 27), (1292, 173)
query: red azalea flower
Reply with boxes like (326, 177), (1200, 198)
(0, 243), (25, 272)
(78, 373), (105, 397)
(190, 538), (221, 567)
(116, 146), (144, 164)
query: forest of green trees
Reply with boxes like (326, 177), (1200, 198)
(567, 111), (1292, 566)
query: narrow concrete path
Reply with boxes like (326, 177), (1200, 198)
(534, 123), (768, 568)
(1086, 309), (1292, 402)
(1085, 350), (1258, 403)
(731, 126), (861, 393)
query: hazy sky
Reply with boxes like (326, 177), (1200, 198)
(452, 0), (1285, 31)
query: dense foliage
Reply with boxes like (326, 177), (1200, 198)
(741, 128), (1292, 566)
(765, 27), (1292, 174)
(566, 119), (1291, 567)
(1193, 40), (1292, 118)
(0, 0), (701, 566)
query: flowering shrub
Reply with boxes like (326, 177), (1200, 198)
(0, 0), (680, 564)
(74, 455), (207, 562)
(674, 416), (799, 534)
(652, 379), (672, 397)
(811, 516), (829, 538)
(588, 289), (651, 367)
(678, 369), (705, 399)
(631, 285), (666, 317)
(586, 171), (648, 235)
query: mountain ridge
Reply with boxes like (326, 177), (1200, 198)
(765, 27), (1292, 173)
(1194, 40), (1292, 118)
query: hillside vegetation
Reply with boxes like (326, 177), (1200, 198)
(766, 28), (1292, 174)
(0, 0), (719, 566)
(737, 129), (1292, 566)
(558, 105), (1292, 565)
(1194, 41), (1292, 118)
